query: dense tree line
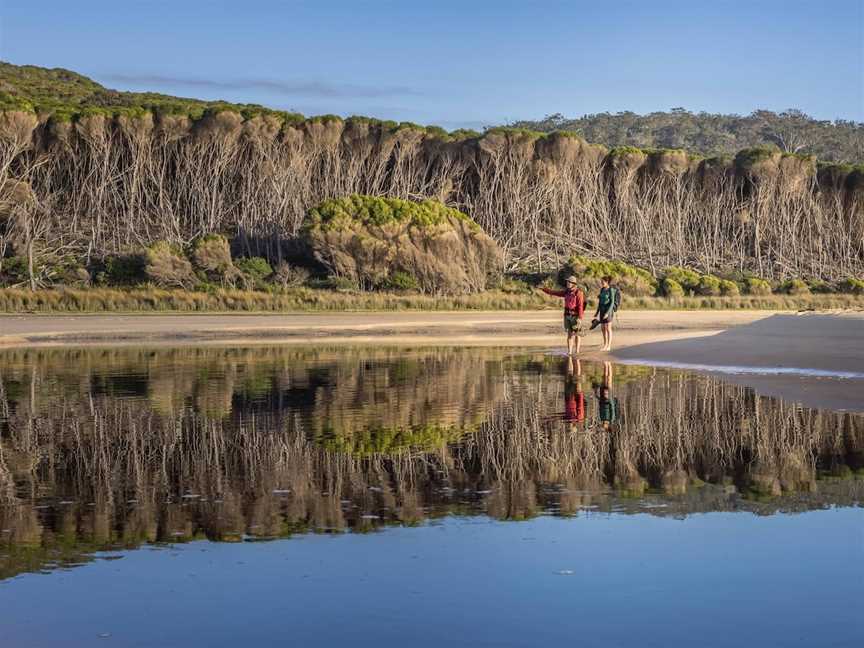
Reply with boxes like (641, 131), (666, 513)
(510, 108), (864, 164)
(0, 63), (862, 290)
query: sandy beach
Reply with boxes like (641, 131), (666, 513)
(1, 309), (862, 411)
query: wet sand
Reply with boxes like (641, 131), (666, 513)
(615, 312), (864, 412)
(0, 309), (766, 347)
(1, 309), (861, 410)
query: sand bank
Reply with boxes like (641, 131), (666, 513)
(614, 312), (864, 412)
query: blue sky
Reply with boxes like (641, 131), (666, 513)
(0, 0), (861, 129)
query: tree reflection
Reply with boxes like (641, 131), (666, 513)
(0, 346), (861, 580)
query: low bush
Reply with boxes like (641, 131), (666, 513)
(0, 256), (27, 285)
(302, 195), (502, 294)
(97, 253), (145, 285)
(660, 277), (684, 298)
(382, 270), (420, 291)
(696, 274), (722, 296)
(838, 278), (864, 295)
(807, 280), (835, 294)
(719, 279), (740, 296)
(307, 276), (359, 291)
(662, 267), (702, 293)
(744, 277), (772, 295)
(235, 256), (273, 280)
(778, 278), (811, 295)
(144, 241), (194, 288)
(561, 256), (657, 296)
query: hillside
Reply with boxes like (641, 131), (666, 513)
(0, 61), (862, 298)
(510, 109), (864, 164)
(0, 61), (298, 122)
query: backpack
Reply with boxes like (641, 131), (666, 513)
(612, 286), (622, 311)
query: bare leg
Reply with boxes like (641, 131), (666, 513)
(575, 329), (581, 354)
(606, 323), (613, 351)
(601, 323), (609, 350)
(567, 332), (575, 355)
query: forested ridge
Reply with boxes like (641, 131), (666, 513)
(0, 62), (862, 298)
(511, 109), (864, 164)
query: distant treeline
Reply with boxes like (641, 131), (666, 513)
(510, 109), (864, 164)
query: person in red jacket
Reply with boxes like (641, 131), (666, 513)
(539, 275), (585, 355)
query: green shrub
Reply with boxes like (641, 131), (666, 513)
(382, 270), (420, 291)
(305, 194), (476, 232)
(662, 267), (701, 293)
(778, 279), (811, 295)
(697, 274), (722, 296)
(235, 257), (272, 280)
(660, 277), (684, 297)
(718, 279), (740, 296)
(308, 276), (358, 291)
(561, 256), (657, 296)
(302, 195), (501, 294)
(192, 234), (232, 273)
(807, 279), (835, 294)
(838, 278), (864, 295)
(144, 242), (194, 288)
(0, 256), (27, 285)
(48, 258), (90, 287)
(744, 277), (772, 295)
(99, 254), (145, 285)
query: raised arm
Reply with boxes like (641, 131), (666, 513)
(540, 287), (566, 297)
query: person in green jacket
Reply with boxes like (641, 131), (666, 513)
(594, 275), (620, 352)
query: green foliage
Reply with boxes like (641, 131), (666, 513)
(307, 276), (359, 291)
(696, 274), (722, 296)
(838, 278), (864, 295)
(777, 278), (811, 295)
(660, 277), (684, 298)
(98, 254), (145, 285)
(744, 277), (772, 295)
(191, 234), (233, 273)
(317, 424), (470, 456)
(382, 270), (420, 291)
(561, 256), (657, 296)
(144, 241), (194, 288)
(0, 256), (27, 284)
(305, 194), (477, 232)
(734, 145), (780, 170)
(608, 145), (647, 158)
(509, 109), (863, 164)
(662, 267), (701, 293)
(235, 257), (272, 280)
(807, 279), (835, 294)
(718, 279), (740, 296)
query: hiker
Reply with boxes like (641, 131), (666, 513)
(539, 276), (585, 355)
(593, 275), (620, 352)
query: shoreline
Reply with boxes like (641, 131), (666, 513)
(1, 309), (862, 412)
(0, 309), (767, 348)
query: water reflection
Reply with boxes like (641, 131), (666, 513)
(0, 346), (861, 580)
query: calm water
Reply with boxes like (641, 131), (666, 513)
(0, 346), (861, 647)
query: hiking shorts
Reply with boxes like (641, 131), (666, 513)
(564, 313), (583, 334)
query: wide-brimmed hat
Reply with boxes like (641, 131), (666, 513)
(565, 276), (579, 285)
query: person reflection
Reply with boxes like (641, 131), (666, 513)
(564, 356), (586, 426)
(595, 361), (619, 431)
